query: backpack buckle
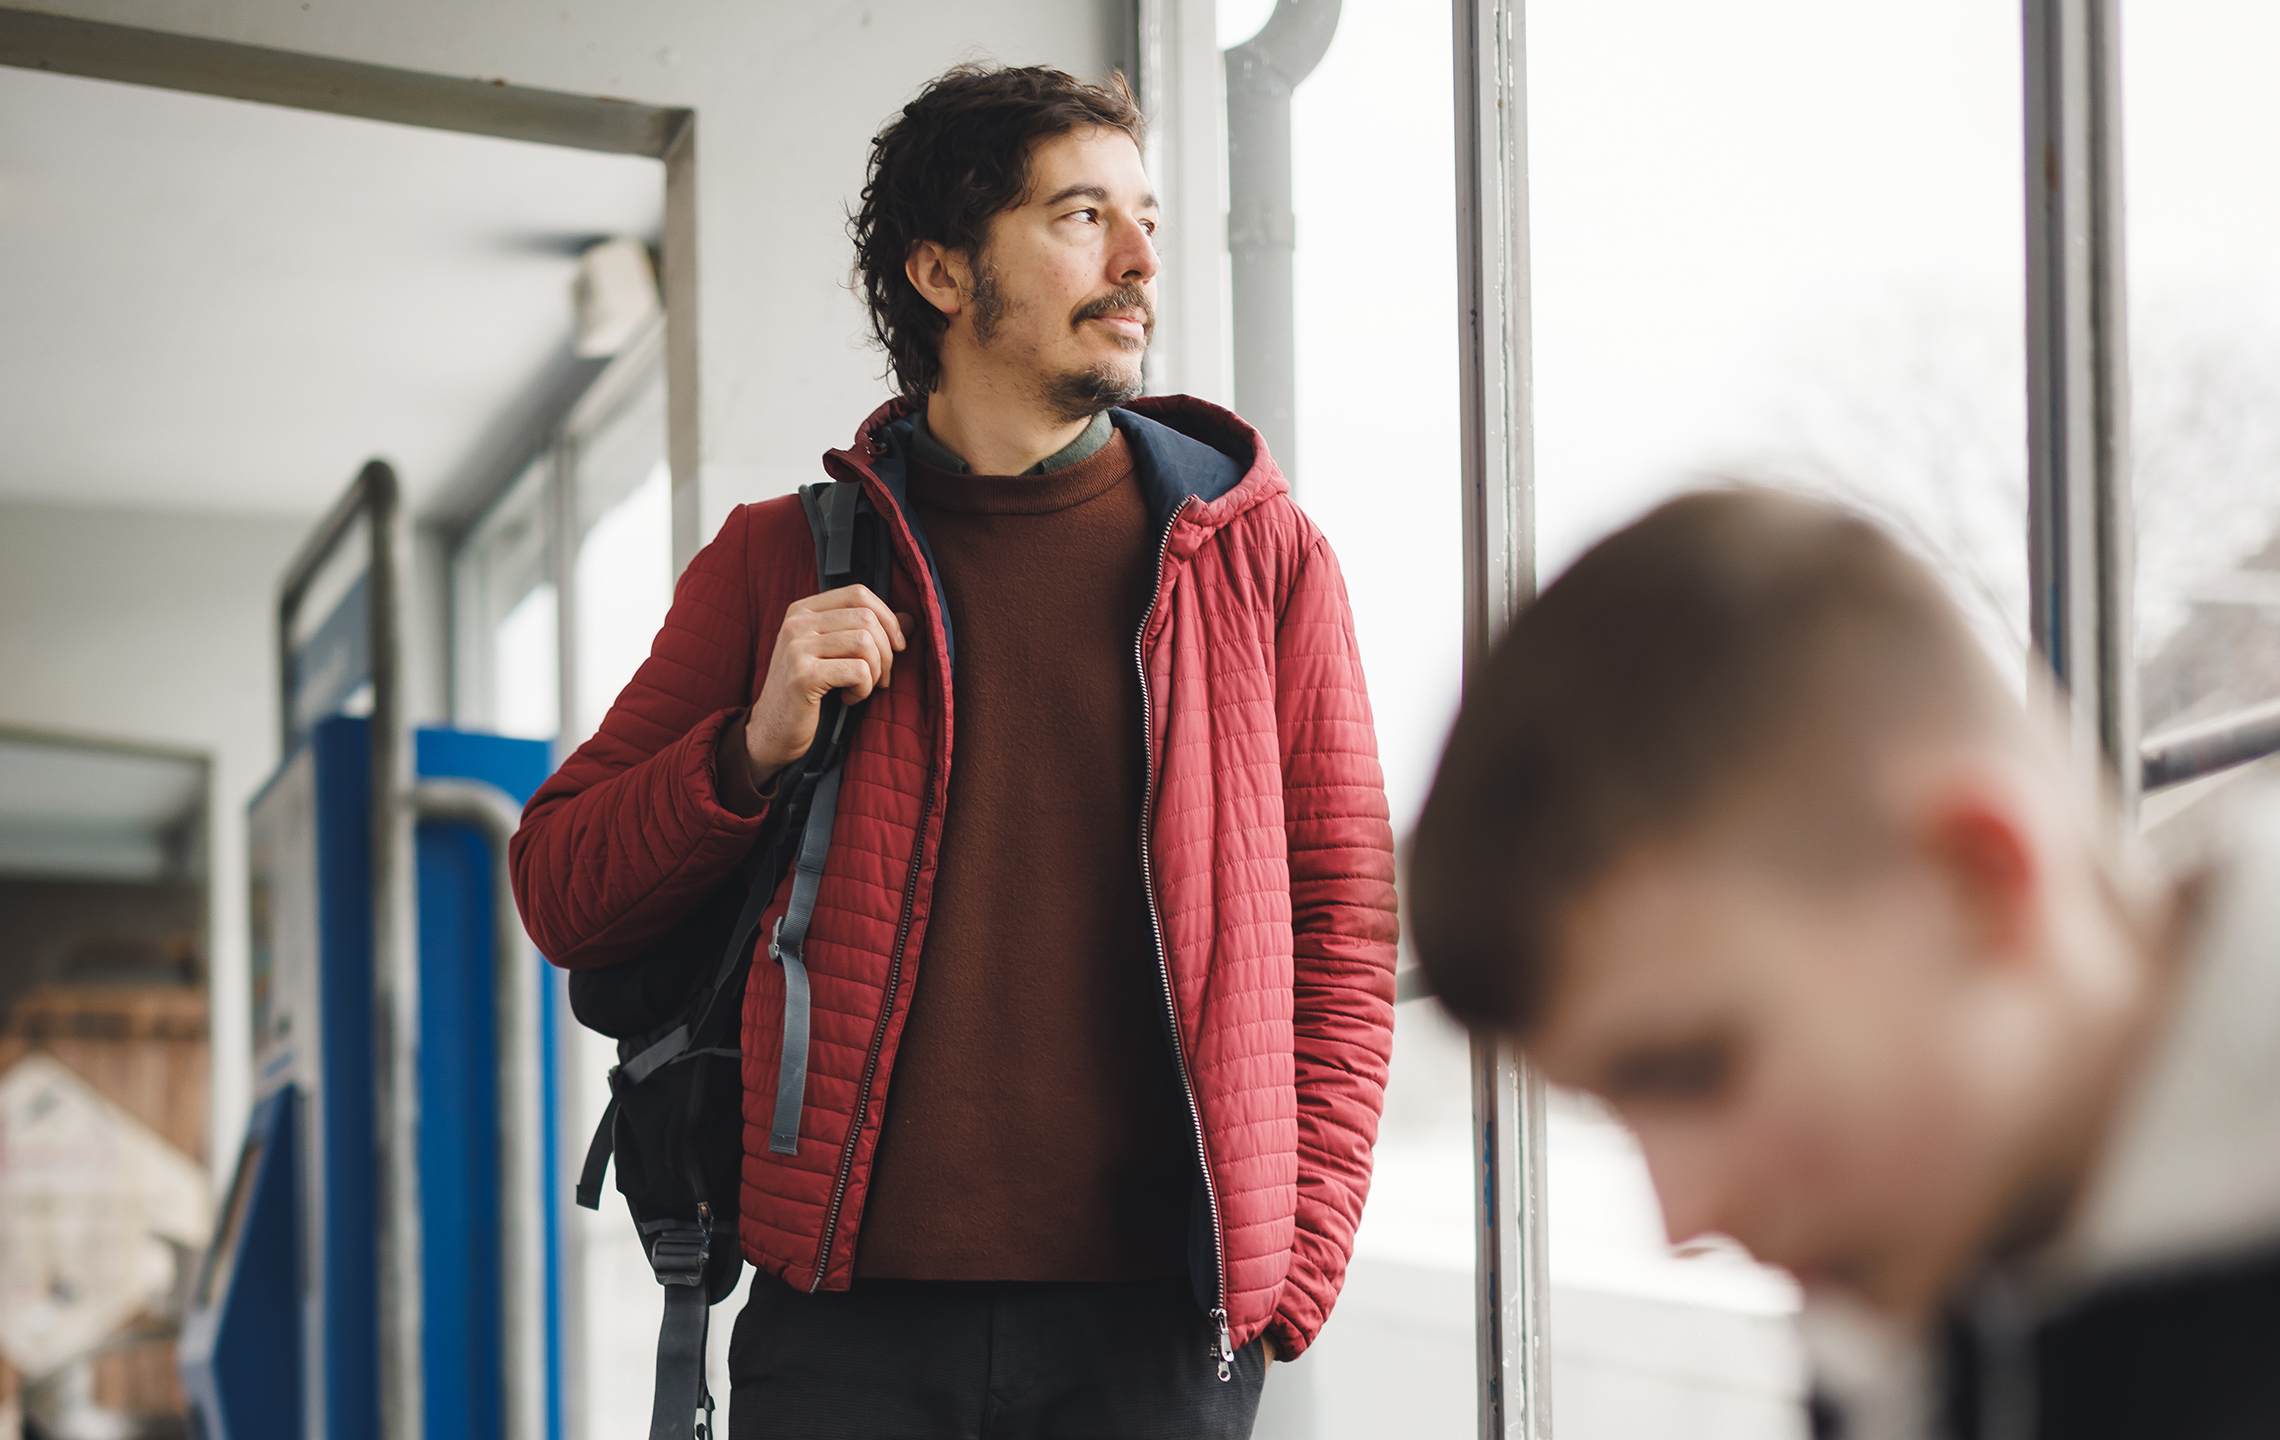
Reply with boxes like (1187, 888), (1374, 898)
(645, 1218), (710, 1288)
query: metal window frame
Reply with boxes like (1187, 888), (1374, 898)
(2024, 0), (2138, 806)
(1452, 2), (1548, 1437)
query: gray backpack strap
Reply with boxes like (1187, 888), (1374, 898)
(642, 1218), (716, 1440)
(764, 761), (841, 1153)
(762, 479), (878, 1156)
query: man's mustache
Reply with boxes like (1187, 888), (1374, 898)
(1072, 284), (1155, 336)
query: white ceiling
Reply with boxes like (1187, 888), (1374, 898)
(0, 64), (662, 519)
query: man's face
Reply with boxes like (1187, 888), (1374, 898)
(955, 126), (1159, 417)
(1530, 822), (2055, 1321)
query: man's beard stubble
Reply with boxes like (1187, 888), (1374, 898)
(968, 260), (1151, 426)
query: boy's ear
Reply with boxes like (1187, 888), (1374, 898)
(1919, 779), (2039, 969)
(905, 239), (970, 319)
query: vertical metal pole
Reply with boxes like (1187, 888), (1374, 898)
(662, 116), (703, 580)
(1225, 0), (1341, 485)
(364, 461), (425, 1440)
(552, 438), (582, 748)
(1453, 3), (1547, 1437)
(2023, 0), (2137, 811)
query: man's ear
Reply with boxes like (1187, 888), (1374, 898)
(1919, 779), (2040, 969)
(905, 239), (969, 319)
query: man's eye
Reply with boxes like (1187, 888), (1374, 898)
(1141, 219), (1158, 236)
(1068, 208), (1099, 224)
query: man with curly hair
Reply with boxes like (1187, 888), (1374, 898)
(512, 63), (1397, 1438)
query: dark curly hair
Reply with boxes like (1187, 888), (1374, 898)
(852, 64), (1146, 398)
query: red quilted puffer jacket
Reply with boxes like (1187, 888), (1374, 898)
(510, 394), (1397, 1359)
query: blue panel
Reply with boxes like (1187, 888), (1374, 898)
(180, 1087), (303, 1440)
(411, 728), (557, 1440)
(417, 819), (501, 1440)
(415, 727), (551, 807)
(310, 718), (381, 1440)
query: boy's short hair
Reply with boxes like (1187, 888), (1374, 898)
(851, 63), (1146, 398)
(1409, 489), (2003, 1035)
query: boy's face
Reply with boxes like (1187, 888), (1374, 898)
(1529, 810), (2066, 1321)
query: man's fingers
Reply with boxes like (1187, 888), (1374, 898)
(798, 585), (907, 652)
(797, 618), (894, 689)
(798, 655), (877, 702)
(796, 625), (891, 692)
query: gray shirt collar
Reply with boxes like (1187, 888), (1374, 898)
(910, 408), (1114, 476)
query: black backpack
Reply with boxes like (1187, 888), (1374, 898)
(567, 479), (892, 1440)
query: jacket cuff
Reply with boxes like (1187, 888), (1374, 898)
(711, 708), (778, 819)
(1264, 1314), (1312, 1362)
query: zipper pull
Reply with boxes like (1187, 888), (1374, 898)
(1212, 1307), (1234, 1382)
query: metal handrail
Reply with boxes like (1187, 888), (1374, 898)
(2141, 697), (2280, 793)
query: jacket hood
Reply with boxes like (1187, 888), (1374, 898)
(827, 394), (1291, 677)
(835, 393), (1289, 539)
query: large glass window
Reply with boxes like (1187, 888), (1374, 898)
(1525, 3), (2026, 1435)
(1223, 0), (1475, 1434)
(567, 364), (673, 747)
(2122, 3), (2280, 743)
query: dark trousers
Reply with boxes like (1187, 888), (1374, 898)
(727, 1275), (1268, 1440)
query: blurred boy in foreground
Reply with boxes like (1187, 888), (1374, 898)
(1408, 490), (2280, 1440)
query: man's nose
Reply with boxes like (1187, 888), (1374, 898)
(1112, 214), (1161, 285)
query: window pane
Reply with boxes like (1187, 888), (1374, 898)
(567, 366), (671, 744)
(2123, 2), (2280, 744)
(572, 461), (671, 739)
(1244, 0), (1472, 1434)
(1531, 0), (2029, 669)
(1527, 3), (2026, 1435)
(452, 455), (555, 739)
(493, 581), (559, 741)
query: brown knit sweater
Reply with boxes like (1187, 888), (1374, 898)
(852, 428), (1193, 1281)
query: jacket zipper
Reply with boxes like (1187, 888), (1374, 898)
(1132, 497), (1234, 1380)
(806, 457), (944, 1292)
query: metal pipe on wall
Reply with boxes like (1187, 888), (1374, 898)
(1224, 0), (1341, 484)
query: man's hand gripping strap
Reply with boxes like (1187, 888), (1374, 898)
(766, 480), (877, 1155)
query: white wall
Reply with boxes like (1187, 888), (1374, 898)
(0, 497), (307, 1167)
(23, 0), (1131, 536)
